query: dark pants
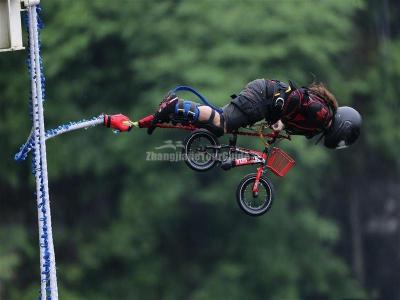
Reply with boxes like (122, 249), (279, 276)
(223, 78), (273, 132)
(222, 103), (251, 133)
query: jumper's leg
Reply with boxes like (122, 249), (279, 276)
(148, 98), (225, 136)
(198, 106), (222, 127)
(196, 105), (224, 136)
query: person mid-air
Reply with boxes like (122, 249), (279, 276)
(101, 78), (362, 215)
(146, 79), (361, 149)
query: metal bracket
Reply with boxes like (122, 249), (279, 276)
(0, 0), (24, 52)
(22, 0), (40, 8)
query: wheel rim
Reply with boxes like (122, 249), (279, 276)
(186, 134), (216, 168)
(241, 178), (272, 212)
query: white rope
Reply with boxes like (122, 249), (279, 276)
(28, 6), (58, 299)
(32, 6), (58, 297)
(27, 7), (47, 299)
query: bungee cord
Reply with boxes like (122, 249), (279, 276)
(15, 115), (105, 162)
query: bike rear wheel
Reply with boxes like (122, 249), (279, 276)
(236, 174), (274, 216)
(183, 129), (219, 172)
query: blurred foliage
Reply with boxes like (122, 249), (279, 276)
(1, 0), (399, 299)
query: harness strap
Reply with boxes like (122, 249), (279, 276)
(197, 107), (225, 137)
(272, 80), (294, 109)
(208, 109), (216, 123)
(176, 101), (184, 117)
(264, 79), (296, 125)
(188, 102), (197, 120)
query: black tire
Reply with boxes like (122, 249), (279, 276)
(183, 129), (219, 172)
(236, 174), (274, 216)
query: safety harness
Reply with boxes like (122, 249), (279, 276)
(265, 79), (298, 125)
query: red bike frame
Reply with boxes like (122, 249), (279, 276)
(137, 114), (283, 139)
(137, 114), (292, 194)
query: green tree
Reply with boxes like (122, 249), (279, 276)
(4, 0), (394, 299)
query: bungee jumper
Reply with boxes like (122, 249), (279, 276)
(101, 78), (361, 216)
(106, 78), (362, 149)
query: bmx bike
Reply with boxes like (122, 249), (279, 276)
(137, 115), (295, 216)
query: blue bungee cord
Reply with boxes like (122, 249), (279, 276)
(172, 86), (224, 114)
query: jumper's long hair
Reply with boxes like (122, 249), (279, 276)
(308, 82), (338, 112)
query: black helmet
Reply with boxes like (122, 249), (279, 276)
(324, 106), (362, 149)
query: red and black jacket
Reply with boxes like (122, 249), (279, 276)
(230, 79), (333, 137)
(281, 87), (333, 138)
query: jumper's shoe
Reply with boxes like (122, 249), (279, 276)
(155, 92), (179, 123)
(147, 93), (179, 135)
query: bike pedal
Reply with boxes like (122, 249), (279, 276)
(221, 159), (234, 171)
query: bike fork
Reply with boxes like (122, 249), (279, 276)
(252, 166), (264, 197)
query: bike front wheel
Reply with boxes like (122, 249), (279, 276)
(183, 129), (219, 172)
(236, 174), (274, 216)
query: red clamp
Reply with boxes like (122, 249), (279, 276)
(104, 114), (133, 132)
